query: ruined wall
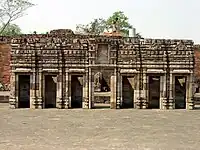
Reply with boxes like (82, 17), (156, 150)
(194, 45), (200, 82)
(0, 44), (11, 90)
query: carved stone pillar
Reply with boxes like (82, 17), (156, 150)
(64, 69), (69, 109)
(160, 75), (164, 109)
(110, 75), (117, 109)
(56, 70), (62, 109)
(116, 69), (121, 109)
(187, 73), (194, 110)
(168, 73), (174, 109)
(37, 70), (43, 109)
(135, 73), (142, 109)
(9, 72), (17, 109)
(88, 68), (94, 109)
(83, 68), (89, 109)
(162, 73), (168, 109)
(30, 71), (36, 109)
(142, 70), (147, 109)
(145, 75), (149, 109)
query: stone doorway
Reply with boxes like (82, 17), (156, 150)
(175, 76), (186, 109)
(122, 76), (134, 108)
(71, 75), (83, 108)
(44, 75), (57, 108)
(148, 76), (160, 109)
(18, 75), (30, 108)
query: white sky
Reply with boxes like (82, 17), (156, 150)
(14, 0), (200, 43)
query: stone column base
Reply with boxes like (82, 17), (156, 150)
(141, 98), (147, 109)
(9, 98), (17, 109)
(63, 98), (69, 109)
(162, 98), (174, 109)
(32, 97), (43, 109)
(37, 97), (43, 109)
(187, 101), (194, 110)
(168, 98), (174, 109)
(110, 102), (116, 109)
(135, 98), (141, 109)
(162, 98), (168, 110)
(83, 98), (89, 109)
(56, 97), (63, 109)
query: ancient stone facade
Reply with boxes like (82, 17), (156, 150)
(2, 29), (194, 109)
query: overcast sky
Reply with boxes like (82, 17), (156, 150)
(14, 0), (200, 43)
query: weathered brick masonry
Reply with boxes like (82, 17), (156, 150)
(0, 29), (195, 109)
(0, 44), (11, 90)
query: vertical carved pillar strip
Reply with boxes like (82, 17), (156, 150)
(162, 74), (167, 109)
(110, 74), (116, 109)
(187, 73), (194, 109)
(9, 72), (16, 109)
(15, 74), (19, 108)
(56, 70), (62, 109)
(142, 70), (147, 109)
(145, 75), (149, 109)
(169, 73), (174, 109)
(160, 75), (164, 109)
(116, 68), (121, 109)
(68, 74), (72, 108)
(120, 75), (123, 108)
(88, 68), (93, 109)
(83, 68), (89, 109)
(30, 71), (36, 109)
(37, 70), (43, 109)
(135, 73), (140, 109)
(64, 69), (69, 109)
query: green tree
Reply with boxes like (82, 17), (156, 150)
(0, 23), (21, 36)
(76, 18), (107, 35)
(0, 0), (34, 35)
(106, 11), (132, 36)
(76, 11), (135, 36)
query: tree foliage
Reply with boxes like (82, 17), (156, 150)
(76, 11), (135, 36)
(106, 11), (132, 36)
(0, 23), (21, 36)
(76, 18), (107, 35)
(0, 0), (34, 35)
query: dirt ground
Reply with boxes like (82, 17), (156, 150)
(0, 104), (200, 150)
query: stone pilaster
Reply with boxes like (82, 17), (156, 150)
(110, 75), (117, 109)
(116, 69), (121, 109)
(187, 73), (194, 110)
(135, 73), (142, 109)
(56, 70), (62, 109)
(83, 68), (89, 109)
(63, 69), (69, 109)
(37, 71), (43, 109)
(142, 70), (147, 109)
(30, 71), (36, 109)
(68, 74), (72, 108)
(168, 73), (174, 109)
(162, 73), (168, 109)
(88, 68), (94, 109)
(160, 75), (164, 109)
(9, 72), (17, 109)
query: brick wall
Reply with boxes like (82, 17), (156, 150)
(0, 44), (11, 90)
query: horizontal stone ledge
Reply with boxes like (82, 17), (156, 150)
(147, 69), (166, 73)
(42, 69), (59, 72)
(13, 68), (33, 73)
(69, 69), (85, 73)
(120, 69), (139, 73)
(172, 69), (192, 73)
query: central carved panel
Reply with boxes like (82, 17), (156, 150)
(96, 44), (109, 64)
